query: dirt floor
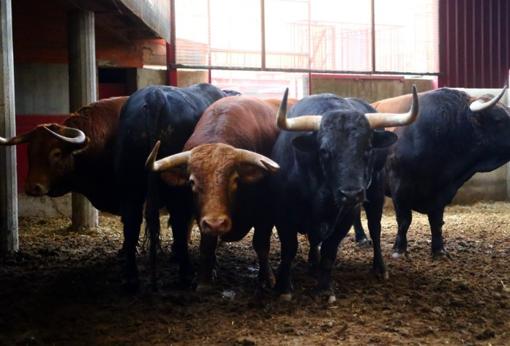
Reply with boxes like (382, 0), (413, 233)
(1, 202), (509, 345)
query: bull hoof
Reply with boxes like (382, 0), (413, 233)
(195, 282), (214, 292)
(370, 267), (389, 280)
(280, 293), (293, 302)
(259, 272), (276, 290)
(391, 251), (407, 259)
(356, 238), (372, 248)
(432, 248), (451, 260)
(308, 265), (320, 278)
(327, 295), (337, 304)
(122, 278), (140, 295)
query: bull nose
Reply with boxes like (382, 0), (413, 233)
(200, 215), (232, 235)
(339, 188), (364, 204)
(25, 183), (48, 196)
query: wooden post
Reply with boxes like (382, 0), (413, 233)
(0, 0), (18, 254)
(68, 10), (98, 230)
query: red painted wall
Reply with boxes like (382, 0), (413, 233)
(439, 0), (510, 88)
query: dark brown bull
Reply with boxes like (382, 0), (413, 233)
(146, 96), (281, 291)
(0, 96), (127, 214)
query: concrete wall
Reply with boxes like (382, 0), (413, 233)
(311, 75), (435, 102)
(136, 68), (166, 88)
(15, 63), (69, 114)
(177, 70), (209, 87)
(14, 63), (72, 217)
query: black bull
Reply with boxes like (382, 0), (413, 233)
(270, 87), (418, 302)
(352, 86), (509, 258)
(114, 83), (228, 290)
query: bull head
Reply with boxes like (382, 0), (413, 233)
(0, 124), (88, 196)
(146, 141), (279, 235)
(275, 86), (419, 207)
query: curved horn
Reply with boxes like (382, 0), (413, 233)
(42, 124), (86, 145)
(277, 88), (322, 132)
(146, 140), (191, 172)
(0, 129), (35, 145)
(469, 85), (508, 112)
(365, 85), (420, 129)
(235, 148), (280, 173)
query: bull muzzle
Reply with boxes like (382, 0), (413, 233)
(25, 182), (49, 196)
(200, 215), (232, 236)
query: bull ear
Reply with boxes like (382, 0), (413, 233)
(72, 137), (91, 156)
(292, 133), (317, 152)
(372, 131), (397, 148)
(160, 166), (189, 186)
(237, 163), (268, 184)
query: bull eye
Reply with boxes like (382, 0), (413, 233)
(49, 149), (63, 162)
(319, 148), (330, 161)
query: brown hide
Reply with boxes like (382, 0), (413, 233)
(371, 93), (416, 114)
(166, 96), (280, 236)
(25, 96), (127, 198)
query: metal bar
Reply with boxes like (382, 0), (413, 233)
(260, 0), (266, 70)
(371, 0), (376, 73)
(171, 63), (440, 76)
(0, 0), (18, 254)
(454, 0), (459, 86)
(472, 0), (477, 87)
(166, 0), (177, 86)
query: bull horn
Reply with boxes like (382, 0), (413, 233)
(277, 88), (321, 132)
(146, 140), (191, 172)
(469, 85), (508, 112)
(0, 129), (35, 145)
(235, 148), (280, 173)
(365, 85), (419, 129)
(43, 124), (86, 145)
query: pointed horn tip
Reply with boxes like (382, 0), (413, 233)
(276, 89), (290, 130)
(146, 141), (161, 171)
(261, 159), (280, 173)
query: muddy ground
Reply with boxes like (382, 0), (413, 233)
(1, 202), (509, 345)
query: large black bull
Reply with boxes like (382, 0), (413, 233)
(376, 86), (509, 258)
(270, 87), (419, 302)
(114, 83), (226, 290)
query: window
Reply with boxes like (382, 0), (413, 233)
(174, 0), (439, 75)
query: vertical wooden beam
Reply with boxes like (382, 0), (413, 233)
(0, 0), (18, 254)
(68, 10), (98, 230)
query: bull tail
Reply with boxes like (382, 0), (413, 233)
(144, 87), (168, 151)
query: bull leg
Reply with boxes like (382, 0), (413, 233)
(364, 173), (387, 278)
(428, 209), (449, 258)
(364, 200), (387, 279)
(392, 203), (412, 258)
(121, 199), (144, 293)
(353, 206), (371, 247)
(169, 210), (194, 287)
(308, 242), (320, 277)
(275, 226), (298, 301)
(252, 225), (275, 292)
(196, 233), (218, 291)
(317, 212), (354, 303)
(168, 220), (193, 264)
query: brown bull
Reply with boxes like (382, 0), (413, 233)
(0, 96), (127, 214)
(147, 96), (281, 291)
